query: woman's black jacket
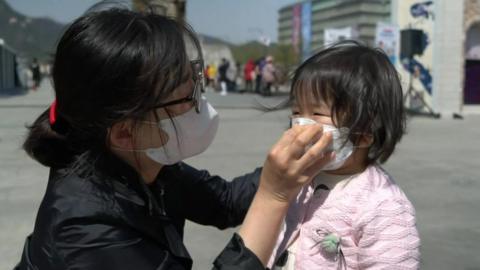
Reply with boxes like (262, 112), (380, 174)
(15, 152), (264, 269)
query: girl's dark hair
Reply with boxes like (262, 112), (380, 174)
(291, 40), (406, 164)
(23, 7), (202, 167)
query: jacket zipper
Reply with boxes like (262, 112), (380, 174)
(157, 183), (167, 216)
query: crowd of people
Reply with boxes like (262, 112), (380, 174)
(204, 55), (281, 96)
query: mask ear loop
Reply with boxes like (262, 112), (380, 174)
(144, 108), (180, 161)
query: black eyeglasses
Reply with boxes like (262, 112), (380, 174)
(154, 59), (204, 113)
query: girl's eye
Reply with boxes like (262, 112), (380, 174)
(291, 111), (300, 115)
(313, 112), (330, 117)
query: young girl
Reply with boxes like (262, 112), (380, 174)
(268, 41), (420, 269)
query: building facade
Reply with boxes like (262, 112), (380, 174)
(392, 0), (480, 116)
(0, 39), (17, 92)
(279, 0), (480, 116)
(463, 0), (480, 112)
(278, 0), (391, 53)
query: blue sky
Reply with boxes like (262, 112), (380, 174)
(5, 0), (298, 44)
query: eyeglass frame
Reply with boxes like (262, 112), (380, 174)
(152, 59), (204, 113)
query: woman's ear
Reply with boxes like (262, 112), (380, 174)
(108, 121), (135, 150)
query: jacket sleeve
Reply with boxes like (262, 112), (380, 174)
(55, 219), (264, 270)
(54, 220), (189, 270)
(213, 233), (265, 270)
(161, 163), (261, 229)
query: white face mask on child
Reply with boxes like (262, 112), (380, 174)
(144, 96), (219, 165)
(291, 117), (353, 171)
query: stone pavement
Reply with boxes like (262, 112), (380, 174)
(1, 81), (479, 269)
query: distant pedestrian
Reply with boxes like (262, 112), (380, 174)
(235, 62), (243, 93)
(262, 56), (276, 96)
(30, 58), (41, 91)
(204, 65), (210, 84)
(207, 64), (217, 91)
(204, 64), (212, 91)
(254, 57), (266, 94)
(243, 59), (255, 92)
(218, 58), (229, 96)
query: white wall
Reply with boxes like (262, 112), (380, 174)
(432, 0), (465, 115)
(392, 0), (435, 108)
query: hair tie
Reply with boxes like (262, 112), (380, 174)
(49, 99), (57, 126)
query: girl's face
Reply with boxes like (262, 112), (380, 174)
(291, 100), (334, 126)
(290, 98), (370, 175)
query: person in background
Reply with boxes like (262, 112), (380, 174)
(30, 58), (41, 91)
(262, 56), (277, 96)
(243, 59), (256, 93)
(254, 57), (266, 94)
(205, 65), (210, 76)
(235, 62), (243, 93)
(204, 64), (211, 91)
(218, 58), (229, 96)
(207, 64), (217, 92)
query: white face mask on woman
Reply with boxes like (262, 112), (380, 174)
(143, 96), (219, 165)
(291, 117), (353, 171)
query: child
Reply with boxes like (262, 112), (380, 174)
(268, 41), (420, 269)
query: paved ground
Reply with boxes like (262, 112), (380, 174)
(1, 81), (479, 269)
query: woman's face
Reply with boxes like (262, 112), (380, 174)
(111, 78), (198, 182)
(134, 78), (196, 150)
(154, 79), (196, 120)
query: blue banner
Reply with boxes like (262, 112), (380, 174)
(301, 2), (312, 61)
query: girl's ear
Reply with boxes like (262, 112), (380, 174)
(108, 121), (135, 150)
(358, 134), (374, 148)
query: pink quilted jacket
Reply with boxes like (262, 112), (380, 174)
(268, 165), (420, 269)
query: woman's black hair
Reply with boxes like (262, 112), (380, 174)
(291, 40), (406, 164)
(23, 5), (202, 167)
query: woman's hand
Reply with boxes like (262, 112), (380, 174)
(238, 124), (333, 266)
(259, 124), (334, 203)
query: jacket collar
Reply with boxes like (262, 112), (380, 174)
(95, 150), (141, 184)
(93, 152), (192, 263)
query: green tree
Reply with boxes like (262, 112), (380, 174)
(272, 44), (299, 70)
(231, 41), (269, 64)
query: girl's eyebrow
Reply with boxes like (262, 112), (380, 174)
(296, 102), (328, 108)
(312, 105), (330, 111)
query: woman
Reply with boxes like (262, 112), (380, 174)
(15, 8), (333, 270)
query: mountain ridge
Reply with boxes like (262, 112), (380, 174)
(0, 0), (282, 63)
